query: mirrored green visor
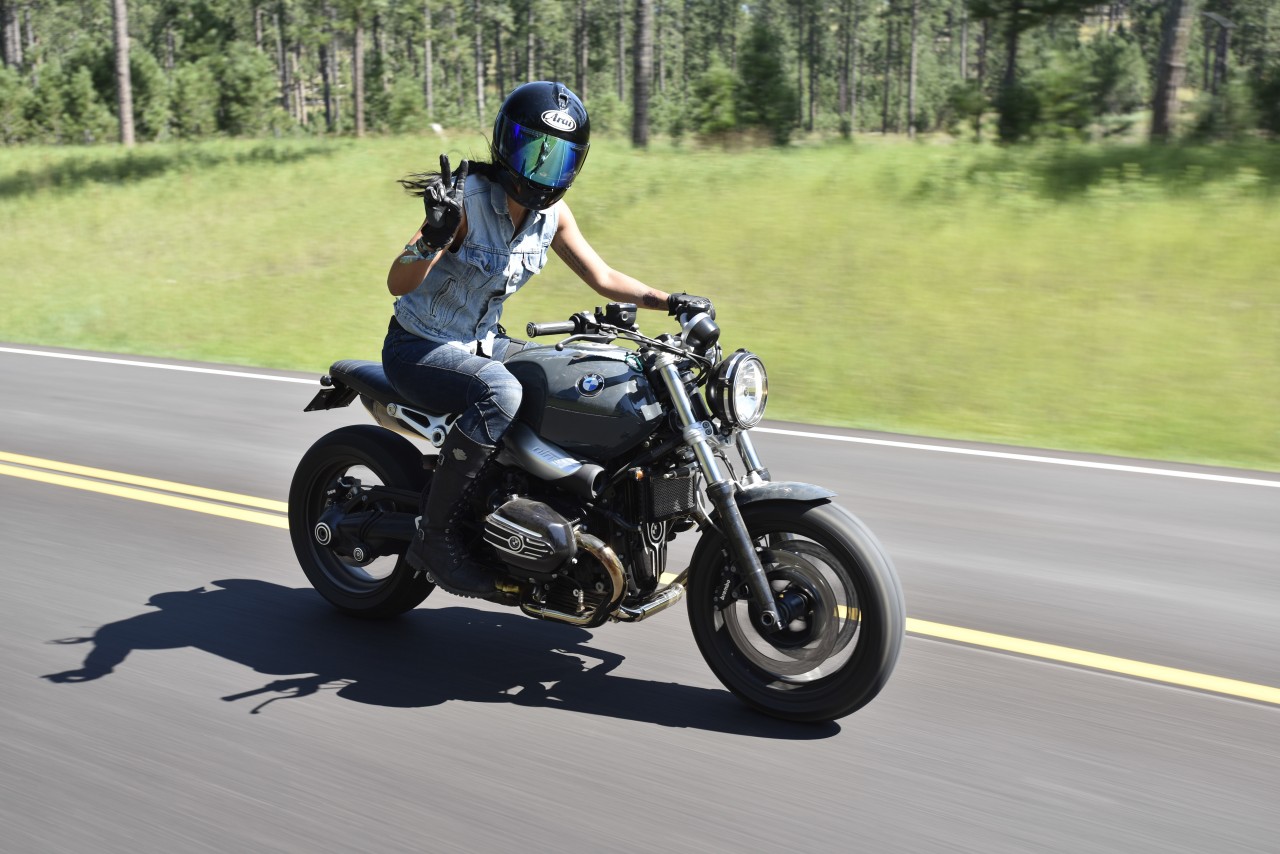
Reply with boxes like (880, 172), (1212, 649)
(495, 115), (589, 189)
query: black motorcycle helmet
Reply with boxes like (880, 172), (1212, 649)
(491, 81), (590, 211)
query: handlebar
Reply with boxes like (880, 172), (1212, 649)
(526, 320), (578, 338)
(524, 302), (719, 360)
(527, 304), (636, 340)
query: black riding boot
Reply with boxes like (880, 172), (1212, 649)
(405, 430), (500, 597)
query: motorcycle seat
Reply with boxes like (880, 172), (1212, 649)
(329, 359), (397, 402)
(328, 360), (450, 416)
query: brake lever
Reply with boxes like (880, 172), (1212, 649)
(554, 333), (618, 351)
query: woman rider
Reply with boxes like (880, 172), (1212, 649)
(383, 81), (712, 598)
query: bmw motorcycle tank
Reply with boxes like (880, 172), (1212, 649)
(506, 343), (665, 460)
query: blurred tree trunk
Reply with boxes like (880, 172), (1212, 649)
(275, 3), (292, 114)
(374, 11), (389, 93)
(494, 21), (505, 98)
(525, 0), (535, 79)
(353, 10), (366, 136)
(292, 43), (306, 123)
(1202, 18), (1212, 90)
(2, 2), (19, 68)
(882, 6), (894, 133)
(1000, 0), (1021, 92)
(795, 4), (804, 124)
(838, 0), (849, 121)
(164, 20), (175, 72)
(424, 0), (434, 115)
(0, 1), (11, 68)
(896, 11), (906, 131)
(446, 3), (464, 117)
(632, 0), (653, 147)
(473, 0), (486, 123)
(908, 0), (918, 138)
(111, 0), (135, 146)
(1210, 20), (1231, 95)
(977, 18), (989, 87)
(575, 0), (588, 99)
(849, 1), (862, 130)
(617, 0), (626, 101)
(807, 1), (817, 131)
(1151, 0), (1196, 141)
(320, 41), (335, 131)
(656, 0), (665, 93)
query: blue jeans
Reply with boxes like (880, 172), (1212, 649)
(382, 318), (526, 446)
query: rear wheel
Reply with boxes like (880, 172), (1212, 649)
(288, 425), (434, 618)
(687, 500), (905, 722)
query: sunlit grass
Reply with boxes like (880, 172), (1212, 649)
(1, 134), (1276, 470)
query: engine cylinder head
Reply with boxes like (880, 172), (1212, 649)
(483, 498), (577, 577)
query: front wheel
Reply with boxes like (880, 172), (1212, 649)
(289, 425), (434, 619)
(687, 500), (905, 722)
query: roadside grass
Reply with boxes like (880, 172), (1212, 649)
(1, 134), (1276, 471)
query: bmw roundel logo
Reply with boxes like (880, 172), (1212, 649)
(577, 373), (605, 396)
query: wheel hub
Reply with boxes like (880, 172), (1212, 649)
(721, 547), (855, 680)
(746, 564), (823, 648)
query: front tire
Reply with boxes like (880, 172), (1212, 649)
(687, 500), (905, 722)
(289, 425), (434, 618)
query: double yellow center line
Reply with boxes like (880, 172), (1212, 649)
(4, 449), (1278, 707)
(0, 450), (287, 528)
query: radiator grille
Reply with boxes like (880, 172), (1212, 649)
(650, 473), (699, 519)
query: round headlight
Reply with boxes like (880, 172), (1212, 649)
(731, 356), (768, 427)
(707, 350), (769, 429)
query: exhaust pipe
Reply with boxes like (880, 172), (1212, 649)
(612, 584), (686, 623)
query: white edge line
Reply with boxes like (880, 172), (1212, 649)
(753, 428), (1280, 488)
(4, 346), (1275, 488)
(0, 346), (317, 384)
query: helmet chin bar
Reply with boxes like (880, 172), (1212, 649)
(495, 164), (568, 211)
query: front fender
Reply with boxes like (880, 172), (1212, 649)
(735, 481), (836, 507)
(681, 481), (839, 587)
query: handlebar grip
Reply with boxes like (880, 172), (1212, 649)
(526, 321), (577, 337)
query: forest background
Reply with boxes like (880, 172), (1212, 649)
(0, 0), (1277, 471)
(3, 0), (1280, 144)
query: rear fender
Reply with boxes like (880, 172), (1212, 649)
(304, 377), (358, 412)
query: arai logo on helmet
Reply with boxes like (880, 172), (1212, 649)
(541, 110), (578, 132)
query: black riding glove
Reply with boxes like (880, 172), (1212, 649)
(667, 292), (715, 320)
(416, 154), (468, 254)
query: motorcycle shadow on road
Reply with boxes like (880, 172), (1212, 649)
(42, 578), (838, 740)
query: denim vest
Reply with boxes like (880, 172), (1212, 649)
(394, 173), (559, 354)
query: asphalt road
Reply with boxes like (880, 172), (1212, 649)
(2, 344), (1278, 853)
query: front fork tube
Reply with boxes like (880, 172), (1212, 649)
(655, 358), (783, 631)
(736, 432), (770, 483)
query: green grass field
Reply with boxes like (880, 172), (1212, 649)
(1, 134), (1277, 471)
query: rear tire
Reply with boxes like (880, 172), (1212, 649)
(289, 425), (434, 618)
(687, 500), (905, 722)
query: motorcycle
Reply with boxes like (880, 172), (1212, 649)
(289, 301), (904, 722)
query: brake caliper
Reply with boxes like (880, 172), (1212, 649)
(712, 565), (749, 610)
